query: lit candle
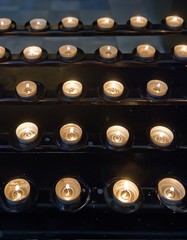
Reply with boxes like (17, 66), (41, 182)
(106, 125), (129, 147)
(150, 126), (174, 147)
(136, 44), (156, 59)
(0, 18), (11, 30)
(23, 46), (42, 60)
(16, 122), (38, 144)
(130, 15), (148, 28)
(147, 80), (168, 98)
(165, 15), (184, 28)
(60, 123), (82, 145)
(99, 45), (118, 59)
(158, 178), (185, 205)
(97, 17), (115, 29)
(58, 45), (77, 59)
(113, 179), (139, 207)
(174, 44), (187, 59)
(16, 80), (37, 99)
(103, 80), (124, 98)
(4, 178), (30, 205)
(30, 18), (47, 30)
(0, 46), (5, 58)
(62, 80), (82, 98)
(55, 177), (81, 205)
(61, 16), (79, 28)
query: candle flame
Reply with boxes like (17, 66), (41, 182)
(107, 46), (111, 51)
(66, 183), (70, 189)
(124, 181), (129, 190)
(0, 21), (4, 25)
(70, 127), (74, 134)
(104, 18), (110, 24)
(15, 185), (20, 191)
(68, 18), (73, 23)
(173, 16), (178, 22)
(144, 45), (149, 51)
(182, 46), (187, 52)
(137, 16), (141, 22)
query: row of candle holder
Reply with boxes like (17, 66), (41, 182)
(0, 15), (186, 32)
(8, 122), (179, 151)
(1, 176), (186, 214)
(2, 79), (170, 102)
(1, 44), (187, 63)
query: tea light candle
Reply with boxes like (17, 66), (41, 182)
(55, 177), (81, 205)
(59, 45), (77, 59)
(4, 178), (30, 205)
(130, 15), (148, 28)
(113, 179), (139, 207)
(16, 122), (38, 144)
(0, 46), (5, 58)
(97, 17), (115, 29)
(158, 178), (185, 205)
(99, 45), (118, 59)
(61, 17), (79, 28)
(0, 18), (11, 30)
(103, 80), (124, 98)
(30, 18), (47, 30)
(174, 44), (187, 59)
(60, 123), (82, 145)
(136, 44), (156, 59)
(23, 46), (42, 60)
(16, 80), (37, 99)
(106, 125), (129, 147)
(150, 126), (174, 147)
(147, 80), (168, 98)
(62, 80), (82, 98)
(165, 15), (184, 28)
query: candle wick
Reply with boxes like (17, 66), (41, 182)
(24, 83), (32, 94)
(113, 130), (122, 143)
(121, 189), (131, 201)
(153, 83), (161, 93)
(105, 47), (112, 56)
(64, 184), (73, 197)
(166, 186), (175, 198)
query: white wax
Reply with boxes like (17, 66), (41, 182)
(97, 17), (115, 29)
(30, 18), (47, 30)
(166, 16), (184, 28)
(150, 126), (174, 147)
(103, 80), (124, 98)
(16, 122), (38, 144)
(147, 80), (168, 97)
(130, 15), (148, 28)
(55, 177), (81, 205)
(59, 45), (77, 58)
(106, 125), (129, 147)
(61, 17), (79, 28)
(0, 18), (11, 30)
(62, 80), (82, 98)
(99, 45), (118, 59)
(23, 46), (42, 60)
(136, 44), (156, 58)
(60, 123), (82, 145)
(16, 80), (37, 99)
(174, 44), (187, 59)
(0, 46), (6, 58)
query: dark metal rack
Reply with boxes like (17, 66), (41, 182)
(0, 14), (187, 240)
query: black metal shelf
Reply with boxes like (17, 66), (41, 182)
(1, 23), (187, 36)
(0, 12), (187, 239)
